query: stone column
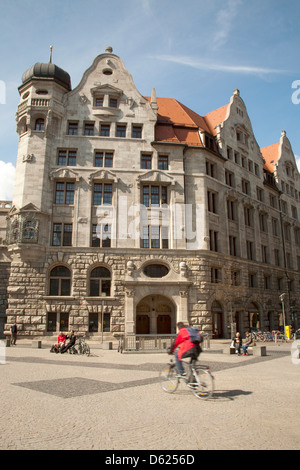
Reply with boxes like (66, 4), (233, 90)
(125, 288), (135, 334)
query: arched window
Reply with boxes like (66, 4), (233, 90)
(49, 266), (71, 296)
(35, 118), (45, 131)
(90, 267), (111, 297)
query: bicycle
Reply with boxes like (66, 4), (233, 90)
(69, 337), (91, 356)
(159, 357), (214, 400)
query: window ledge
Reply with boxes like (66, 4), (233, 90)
(43, 296), (75, 300)
(85, 296), (116, 301)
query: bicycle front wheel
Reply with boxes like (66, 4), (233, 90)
(191, 368), (214, 400)
(159, 364), (179, 393)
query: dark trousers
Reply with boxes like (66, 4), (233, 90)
(60, 342), (75, 354)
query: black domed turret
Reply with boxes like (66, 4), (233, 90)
(22, 62), (71, 91)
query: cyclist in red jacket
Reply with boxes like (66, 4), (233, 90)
(170, 322), (202, 377)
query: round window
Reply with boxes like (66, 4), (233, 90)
(143, 264), (169, 278)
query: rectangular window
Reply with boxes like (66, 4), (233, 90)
(132, 125), (142, 138)
(55, 182), (74, 205)
(84, 122), (94, 136)
(206, 161), (215, 178)
(211, 267), (221, 283)
(229, 235), (237, 256)
(227, 199), (236, 221)
(89, 313), (98, 332)
(116, 124), (126, 137)
(274, 249), (281, 266)
(158, 155), (169, 170)
(246, 240), (254, 260)
(93, 183), (112, 205)
(47, 312), (57, 332)
(109, 97), (118, 108)
(141, 154), (152, 169)
(272, 218), (279, 237)
(52, 223), (72, 246)
(257, 187), (264, 202)
(244, 207), (253, 227)
(242, 179), (250, 195)
(100, 124), (110, 136)
(261, 244), (268, 263)
(249, 273), (257, 288)
(264, 275), (271, 289)
(209, 230), (218, 252)
(68, 122), (78, 135)
(92, 224), (111, 247)
(142, 185), (167, 207)
(225, 170), (234, 187)
(259, 213), (268, 233)
(141, 225), (168, 249)
(227, 146), (233, 160)
(95, 152), (113, 167)
(231, 270), (240, 286)
(58, 150), (76, 166)
(95, 96), (104, 107)
(207, 190), (217, 214)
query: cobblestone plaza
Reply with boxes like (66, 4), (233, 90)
(1, 341), (299, 451)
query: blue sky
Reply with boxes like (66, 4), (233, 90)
(0, 0), (300, 199)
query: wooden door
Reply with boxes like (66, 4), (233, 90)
(157, 315), (171, 334)
(136, 315), (150, 334)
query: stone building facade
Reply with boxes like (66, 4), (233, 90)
(2, 47), (300, 340)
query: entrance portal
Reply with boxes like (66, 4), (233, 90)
(136, 295), (175, 334)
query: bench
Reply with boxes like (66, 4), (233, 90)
(224, 345), (267, 356)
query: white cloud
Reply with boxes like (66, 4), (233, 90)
(150, 54), (287, 76)
(295, 155), (300, 172)
(0, 161), (15, 201)
(213, 0), (242, 50)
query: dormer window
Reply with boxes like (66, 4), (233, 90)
(91, 85), (122, 115)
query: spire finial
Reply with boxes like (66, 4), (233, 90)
(150, 87), (158, 111)
(49, 45), (53, 64)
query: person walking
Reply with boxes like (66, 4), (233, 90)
(10, 322), (18, 345)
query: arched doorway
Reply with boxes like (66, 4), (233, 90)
(136, 295), (175, 334)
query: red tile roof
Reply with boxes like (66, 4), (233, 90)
(261, 143), (280, 172)
(146, 96), (281, 175)
(145, 97), (229, 146)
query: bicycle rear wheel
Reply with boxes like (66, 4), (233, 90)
(159, 364), (179, 393)
(191, 368), (214, 400)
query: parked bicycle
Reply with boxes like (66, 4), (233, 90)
(69, 337), (91, 356)
(160, 358), (214, 400)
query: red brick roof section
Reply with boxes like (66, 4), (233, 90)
(145, 97), (228, 146)
(261, 142), (280, 172)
